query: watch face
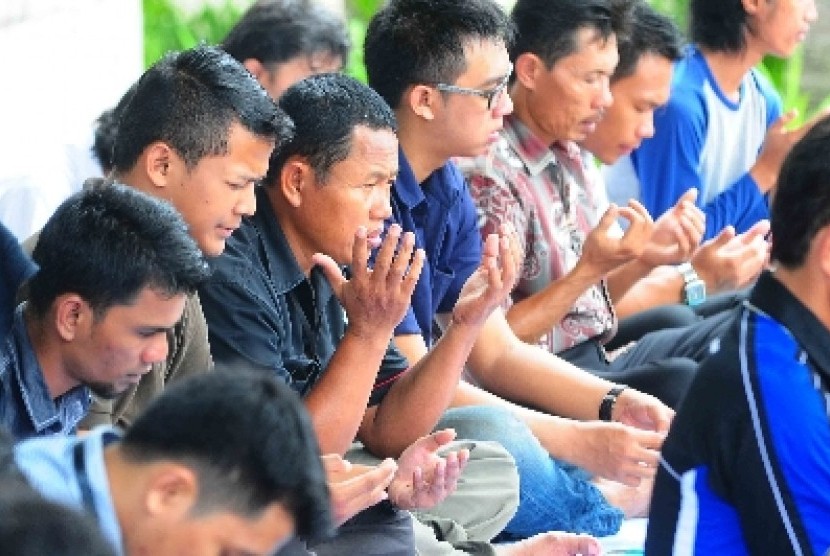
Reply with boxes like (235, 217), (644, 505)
(686, 280), (706, 307)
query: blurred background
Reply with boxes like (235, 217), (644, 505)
(0, 0), (827, 238)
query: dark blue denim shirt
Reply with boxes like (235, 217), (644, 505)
(1, 221), (37, 341)
(392, 149), (483, 347)
(200, 186), (408, 405)
(0, 306), (90, 440)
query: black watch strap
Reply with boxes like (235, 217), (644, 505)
(599, 386), (627, 421)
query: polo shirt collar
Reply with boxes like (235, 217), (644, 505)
(502, 115), (583, 177)
(750, 270), (830, 375)
(251, 186), (307, 294)
(250, 186), (338, 302)
(397, 147), (461, 209)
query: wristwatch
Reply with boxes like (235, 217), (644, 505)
(677, 262), (706, 307)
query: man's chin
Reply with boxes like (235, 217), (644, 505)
(87, 382), (128, 400)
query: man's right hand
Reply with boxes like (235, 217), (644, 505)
(556, 419), (665, 487)
(576, 200), (654, 279)
(313, 224), (425, 339)
(322, 454), (398, 525)
(692, 220), (770, 292)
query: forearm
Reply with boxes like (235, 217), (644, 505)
(452, 380), (583, 462)
(305, 328), (393, 455)
(613, 265), (685, 319)
(606, 259), (654, 303)
(505, 264), (599, 344)
(467, 312), (616, 421)
(361, 320), (482, 457)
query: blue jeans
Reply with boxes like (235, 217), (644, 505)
(436, 405), (623, 539)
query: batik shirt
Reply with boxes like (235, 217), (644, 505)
(460, 114), (617, 354)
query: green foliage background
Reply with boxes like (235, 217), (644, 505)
(143, 0), (827, 120)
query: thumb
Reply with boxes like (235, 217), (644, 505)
(596, 203), (620, 231)
(771, 108), (798, 132)
(416, 428), (457, 454)
(311, 252), (347, 291)
(708, 225), (736, 247)
(677, 187), (698, 206)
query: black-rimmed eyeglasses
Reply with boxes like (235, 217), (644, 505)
(434, 64), (513, 110)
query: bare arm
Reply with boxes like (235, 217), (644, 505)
(357, 230), (519, 457)
(506, 201), (653, 344)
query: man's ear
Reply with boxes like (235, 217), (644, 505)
(242, 58), (267, 81)
(54, 294), (90, 342)
(514, 52), (542, 91)
(279, 158), (314, 208)
(741, 0), (761, 16)
(144, 464), (199, 519)
(407, 84), (437, 121)
(815, 227), (830, 281)
(143, 142), (179, 189)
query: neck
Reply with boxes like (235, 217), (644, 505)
(396, 111), (449, 184)
(264, 186), (314, 276)
(699, 45), (764, 98)
(773, 265), (830, 333)
(24, 309), (78, 399)
(112, 169), (156, 197)
(104, 446), (138, 552)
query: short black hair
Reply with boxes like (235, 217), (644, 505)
(613, 2), (683, 82)
(0, 482), (116, 556)
(510, 0), (634, 68)
(364, 0), (514, 109)
(222, 0), (350, 68)
(267, 73), (397, 184)
(91, 83), (138, 174)
(690, 0), (748, 53)
(113, 45), (291, 171)
(28, 184), (210, 318)
(770, 114), (830, 268)
(121, 369), (332, 540)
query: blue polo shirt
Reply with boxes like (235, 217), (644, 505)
(200, 186), (408, 405)
(0, 306), (91, 440)
(392, 149), (483, 346)
(647, 271), (830, 553)
(16, 426), (124, 555)
(1, 221), (37, 340)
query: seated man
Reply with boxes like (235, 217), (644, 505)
(14, 370), (333, 556)
(365, 0), (671, 542)
(462, 0), (748, 408)
(1, 220), (36, 339)
(57, 45), (286, 428)
(200, 73), (598, 555)
(647, 115), (830, 554)
(222, 0), (349, 99)
(579, 1), (768, 321)
(604, 0), (818, 238)
(0, 184), (209, 439)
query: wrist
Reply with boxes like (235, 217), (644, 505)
(599, 385), (627, 422)
(676, 262), (706, 306)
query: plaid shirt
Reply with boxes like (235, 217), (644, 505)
(459, 114), (616, 353)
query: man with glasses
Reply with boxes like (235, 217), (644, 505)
(434, 64), (513, 111)
(365, 0), (673, 546)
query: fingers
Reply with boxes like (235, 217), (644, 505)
(330, 458), (397, 524)
(321, 453), (351, 477)
(366, 223), (425, 298)
(412, 428), (457, 454)
(741, 219), (771, 243)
